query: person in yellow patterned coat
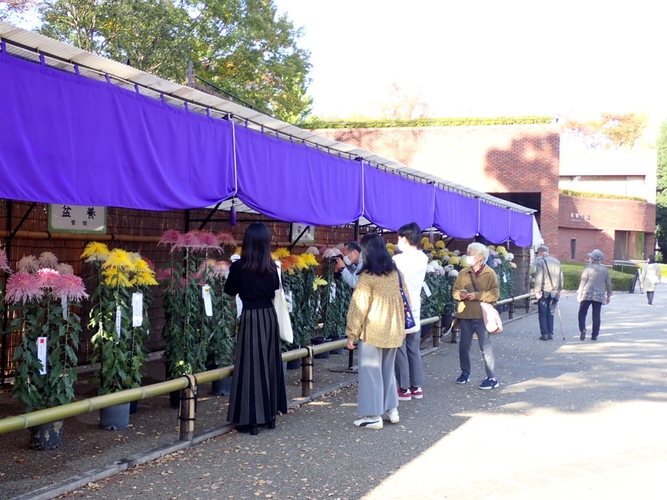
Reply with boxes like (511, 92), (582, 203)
(346, 233), (408, 430)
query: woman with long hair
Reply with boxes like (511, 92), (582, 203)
(346, 233), (407, 430)
(224, 222), (287, 435)
(641, 254), (661, 305)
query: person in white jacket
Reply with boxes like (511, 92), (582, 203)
(641, 254), (662, 305)
(392, 222), (429, 401)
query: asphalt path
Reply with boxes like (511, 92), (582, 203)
(52, 287), (667, 499)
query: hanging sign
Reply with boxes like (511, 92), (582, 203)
(37, 337), (47, 375)
(422, 282), (432, 297)
(48, 204), (107, 234)
(115, 306), (122, 338)
(132, 292), (144, 327)
(202, 285), (213, 317)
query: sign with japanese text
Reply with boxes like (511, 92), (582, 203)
(48, 204), (107, 234)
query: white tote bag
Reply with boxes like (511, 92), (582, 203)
(273, 262), (294, 343)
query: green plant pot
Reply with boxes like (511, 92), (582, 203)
(29, 420), (64, 451)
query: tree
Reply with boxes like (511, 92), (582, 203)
(380, 83), (431, 121)
(655, 121), (667, 254)
(30, 0), (311, 123)
(565, 113), (649, 149)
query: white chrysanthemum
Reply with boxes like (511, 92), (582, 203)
(444, 265), (454, 272)
(506, 252), (514, 261)
(322, 248), (342, 258)
(426, 261), (438, 273)
(305, 246), (320, 256)
(453, 250), (461, 256)
(448, 269), (459, 278)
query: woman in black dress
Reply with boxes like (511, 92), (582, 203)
(224, 222), (287, 435)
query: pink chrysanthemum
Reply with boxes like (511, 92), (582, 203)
(56, 263), (75, 275)
(158, 229), (182, 248)
(4, 272), (44, 304)
(17, 255), (39, 274)
(38, 251), (59, 269)
(156, 267), (173, 281)
(52, 274), (89, 302)
(216, 231), (238, 248)
(0, 248), (10, 273)
(38, 268), (60, 289)
(198, 259), (216, 276)
(197, 232), (222, 252)
(212, 261), (230, 279)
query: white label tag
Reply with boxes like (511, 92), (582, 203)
(132, 292), (144, 327)
(202, 285), (213, 317)
(422, 282), (432, 297)
(37, 337), (47, 375)
(236, 295), (243, 318)
(116, 306), (122, 337)
(286, 291), (294, 313)
(61, 296), (68, 320)
(329, 283), (337, 303)
(503, 274), (508, 283)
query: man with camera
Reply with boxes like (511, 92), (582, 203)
(534, 244), (563, 340)
(335, 241), (364, 289)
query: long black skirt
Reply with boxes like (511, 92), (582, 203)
(227, 306), (288, 426)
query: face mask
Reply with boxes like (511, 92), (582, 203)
(342, 255), (352, 266)
(465, 255), (477, 267)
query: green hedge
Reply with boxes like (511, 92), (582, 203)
(300, 116), (554, 130)
(613, 263), (639, 275)
(562, 262), (635, 291)
(560, 189), (646, 202)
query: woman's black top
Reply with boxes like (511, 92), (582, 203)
(224, 260), (279, 310)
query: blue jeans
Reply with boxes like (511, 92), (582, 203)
(459, 318), (496, 379)
(537, 296), (556, 335)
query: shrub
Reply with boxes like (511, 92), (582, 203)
(562, 262), (635, 292)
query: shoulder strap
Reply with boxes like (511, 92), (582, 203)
(542, 258), (555, 289)
(468, 268), (479, 292)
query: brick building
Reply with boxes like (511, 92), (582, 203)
(313, 124), (657, 263)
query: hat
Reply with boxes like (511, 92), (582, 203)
(536, 245), (549, 254)
(587, 249), (604, 261)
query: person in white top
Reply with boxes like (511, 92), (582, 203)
(392, 222), (429, 401)
(641, 254), (662, 305)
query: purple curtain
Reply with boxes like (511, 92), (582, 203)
(234, 126), (362, 226)
(363, 166), (434, 231)
(509, 210), (534, 247)
(479, 203), (510, 244)
(0, 51), (235, 210)
(433, 190), (479, 239)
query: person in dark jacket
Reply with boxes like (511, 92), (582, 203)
(224, 222), (287, 435)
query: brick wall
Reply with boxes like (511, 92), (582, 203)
(312, 124), (560, 254)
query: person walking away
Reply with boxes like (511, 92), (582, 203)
(346, 233), (407, 429)
(577, 249), (612, 341)
(224, 222), (288, 435)
(452, 242), (501, 390)
(641, 255), (661, 305)
(533, 245), (563, 340)
(392, 222), (428, 401)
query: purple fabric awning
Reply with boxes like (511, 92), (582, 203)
(0, 47), (534, 246)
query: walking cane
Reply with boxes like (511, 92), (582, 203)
(554, 301), (566, 341)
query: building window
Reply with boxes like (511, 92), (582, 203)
(570, 239), (576, 260)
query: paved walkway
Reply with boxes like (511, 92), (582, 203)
(8, 288), (667, 499)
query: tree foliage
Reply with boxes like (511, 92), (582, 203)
(656, 121), (667, 252)
(25, 0), (311, 123)
(565, 112), (648, 149)
(380, 83), (431, 121)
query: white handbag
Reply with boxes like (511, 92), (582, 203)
(273, 262), (294, 343)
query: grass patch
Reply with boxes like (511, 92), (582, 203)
(562, 262), (635, 291)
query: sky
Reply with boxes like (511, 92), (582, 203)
(274, 0), (665, 128)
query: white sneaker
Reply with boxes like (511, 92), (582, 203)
(354, 416), (383, 429)
(384, 408), (399, 424)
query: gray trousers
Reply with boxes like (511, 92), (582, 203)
(395, 331), (424, 390)
(459, 318), (496, 379)
(357, 341), (399, 417)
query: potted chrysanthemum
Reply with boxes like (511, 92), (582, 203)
(4, 252), (88, 450)
(82, 243), (157, 429)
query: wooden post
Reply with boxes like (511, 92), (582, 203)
(178, 375), (197, 441)
(509, 301), (515, 319)
(301, 347), (314, 398)
(432, 319), (441, 348)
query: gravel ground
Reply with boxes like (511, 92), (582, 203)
(4, 288), (667, 499)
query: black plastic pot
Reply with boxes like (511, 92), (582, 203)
(311, 337), (331, 359)
(29, 420), (64, 450)
(129, 400), (138, 414)
(441, 313), (453, 331)
(285, 358), (300, 370)
(99, 402), (131, 430)
(329, 336), (345, 354)
(420, 324), (433, 339)
(211, 377), (232, 396)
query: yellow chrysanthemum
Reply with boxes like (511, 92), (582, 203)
(420, 237), (429, 245)
(497, 245), (508, 256)
(312, 276), (328, 291)
(387, 248), (395, 256)
(134, 259), (151, 272)
(102, 249), (135, 270)
(301, 253), (318, 267)
(133, 269), (158, 287)
(294, 255), (308, 270)
(274, 247), (291, 259)
(128, 252), (143, 264)
(103, 268), (132, 288)
(423, 242), (434, 250)
(81, 241), (110, 263)
(449, 256), (460, 266)
(510, 262), (517, 269)
(435, 241), (445, 249)
(460, 258), (470, 268)
(386, 243), (395, 250)
(437, 250), (447, 258)
(234, 247), (241, 255)
(487, 245), (496, 251)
